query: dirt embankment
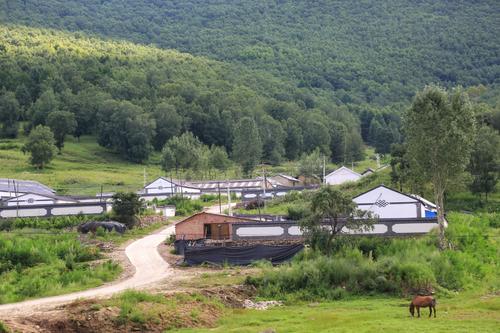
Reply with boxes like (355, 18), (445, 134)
(2, 286), (256, 333)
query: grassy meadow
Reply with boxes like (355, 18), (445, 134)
(0, 135), (164, 195)
(173, 294), (500, 333)
(0, 135), (385, 196)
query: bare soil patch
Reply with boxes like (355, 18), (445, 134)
(2, 286), (256, 333)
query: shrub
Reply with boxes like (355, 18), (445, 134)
(286, 205), (310, 220)
(247, 213), (498, 300)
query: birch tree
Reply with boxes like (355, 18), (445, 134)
(404, 86), (476, 249)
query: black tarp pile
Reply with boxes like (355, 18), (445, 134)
(183, 243), (304, 266)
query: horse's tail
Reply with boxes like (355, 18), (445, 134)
(409, 302), (415, 315)
(432, 298), (437, 306)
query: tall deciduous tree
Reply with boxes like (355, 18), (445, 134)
(21, 125), (57, 169)
(0, 90), (20, 138)
(297, 148), (323, 183)
(152, 102), (183, 150)
(259, 115), (285, 165)
(232, 117), (262, 176)
(300, 186), (374, 254)
(390, 143), (410, 192)
(209, 145), (231, 174)
(283, 118), (303, 160)
(47, 111), (76, 153)
(30, 89), (59, 127)
(161, 132), (204, 174)
(404, 86), (476, 249)
(468, 125), (500, 202)
(112, 192), (144, 229)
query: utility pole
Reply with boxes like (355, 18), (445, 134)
(376, 153), (381, 169)
(262, 165), (266, 214)
(217, 181), (222, 214)
(13, 180), (19, 218)
(323, 155), (326, 184)
(227, 180), (232, 216)
(143, 168), (146, 188)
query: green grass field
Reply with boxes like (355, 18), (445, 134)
(174, 293), (500, 333)
(0, 135), (165, 195)
(0, 135), (385, 196)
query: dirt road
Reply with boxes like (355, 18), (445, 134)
(0, 224), (176, 315)
(205, 202), (237, 214)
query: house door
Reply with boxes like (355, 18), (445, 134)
(205, 224), (229, 240)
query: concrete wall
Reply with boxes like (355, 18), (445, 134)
(231, 218), (439, 241)
(0, 203), (107, 218)
(241, 186), (316, 202)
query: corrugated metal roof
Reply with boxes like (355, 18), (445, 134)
(0, 178), (55, 196)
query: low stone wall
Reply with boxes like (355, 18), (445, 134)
(231, 218), (440, 241)
(0, 202), (107, 218)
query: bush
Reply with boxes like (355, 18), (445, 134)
(247, 213), (499, 300)
(0, 231), (120, 303)
(287, 205), (310, 220)
(0, 215), (109, 231)
(158, 196), (204, 216)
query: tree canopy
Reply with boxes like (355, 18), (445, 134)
(404, 86), (476, 248)
(21, 125), (57, 169)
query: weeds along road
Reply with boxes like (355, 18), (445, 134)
(0, 224), (176, 315)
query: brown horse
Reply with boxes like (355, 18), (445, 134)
(409, 295), (436, 318)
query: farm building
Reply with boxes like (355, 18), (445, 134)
(140, 176), (275, 200)
(0, 178), (55, 199)
(324, 166), (363, 185)
(188, 178), (274, 192)
(175, 212), (257, 240)
(2, 193), (77, 207)
(353, 185), (437, 219)
(140, 177), (201, 200)
(268, 174), (301, 187)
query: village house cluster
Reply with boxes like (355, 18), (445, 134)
(0, 165), (438, 237)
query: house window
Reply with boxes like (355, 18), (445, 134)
(158, 185), (163, 190)
(27, 198), (35, 204)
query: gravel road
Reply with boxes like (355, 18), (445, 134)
(0, 224), (175, 315)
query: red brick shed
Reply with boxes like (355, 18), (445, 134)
(174, 212), (257, 240)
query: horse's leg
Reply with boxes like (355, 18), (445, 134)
(417, 306), (420, 318)
(433, 305), (436, 318)
(429, 306), (432, 318)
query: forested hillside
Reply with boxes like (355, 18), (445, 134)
(0, 25), (364, 164)
(1, 0), (499, 107)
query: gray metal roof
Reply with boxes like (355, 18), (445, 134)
(0, 178), (55, 196)
(187, 179), (266, 190)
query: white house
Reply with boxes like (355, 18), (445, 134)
(141, 177), (201, 201)
(4, 193), (77, 207)
(353, 185), (437, 219)
(325, 166), (362, 185)
(269, 174), (301, 187)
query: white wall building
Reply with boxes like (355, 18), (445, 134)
(353, 185), (437, 219)
(325, 166), (362, 185)
(5, 193), (77, 207)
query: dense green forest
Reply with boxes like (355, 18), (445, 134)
(1, 1), (499, 167)
(0, 25), (364, 164)
(1, 0), (499, 106)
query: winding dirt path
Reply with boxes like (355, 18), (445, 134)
(0, 224), (175, 315)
